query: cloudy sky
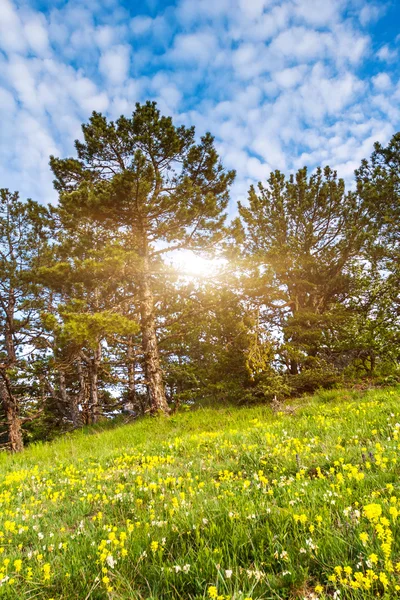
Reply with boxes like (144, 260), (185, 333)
(1, 0), (399, 211)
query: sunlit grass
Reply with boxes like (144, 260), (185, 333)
(0, 386), (399, 599)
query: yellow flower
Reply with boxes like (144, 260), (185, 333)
(293, 513), (307, 524)
(363, 503), (382, 521)
(13, 559), (22, 573)
(379, 572), (389, 587)
(208, 586), (218, 599)
(343, 565), (352, 575)
(42, 563), (51, 582)
(359, 532), (369, 545)
(368, 553), (378, 565)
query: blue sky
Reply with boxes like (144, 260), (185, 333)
(1, 0), (399, 210)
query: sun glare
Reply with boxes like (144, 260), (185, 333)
(172, 250), (226, 278)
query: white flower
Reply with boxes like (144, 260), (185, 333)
(225, 569), (233, 579)
(106, 555), (116, 569)
(183, 564), (190, 573)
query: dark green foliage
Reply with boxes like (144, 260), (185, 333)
(0, 189), (52, 450)
(234, 166), (376, 394)
(50, 102), (234, 249)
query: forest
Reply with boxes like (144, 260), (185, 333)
(0, 101), (399, 452)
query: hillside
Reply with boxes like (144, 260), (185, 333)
(0, 387), (399, 599)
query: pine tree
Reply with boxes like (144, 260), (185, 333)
(50, 102), (234, 414)
(37, 218), (139, 425)
(356, 132), (400, 260)
(0, 190), (50, 451)
(235, 167), (366, 387)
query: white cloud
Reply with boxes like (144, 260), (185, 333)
(6, 56), (39, 112)
(95, 25), (119, 49)
(99, 44), (131, 85)
(372, 73), (392, 91)
(23, 12), (50, 56)
(0, 87), (16, 113)
(270, 27), (325, 61)
(0, 0), (26, 53)
(273, 65), (307, 89)
(238, 0), (268, 21)
(376, 44), (397, 63)
(130, 16), (153, 35)
(293, 0), (342, 26)
(359, 4), (386, 27)
(177, 0), (233, 25)
(230, 4), (290, 43)
(169, 32), (218, 66)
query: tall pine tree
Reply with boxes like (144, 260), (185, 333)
(50, 102), (234, 414)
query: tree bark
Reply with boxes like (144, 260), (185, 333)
(89, 342), (102, 424)
(138, 249), (170, 415)
(127, 337), (147, 414)
(0, 291), (24, 451)
(77, 360), (89, 425)
(289, 359), (299, 375)
(0, 376), (23, 452)
(127, 337), (137, 406)
(59, 371), (80, 428)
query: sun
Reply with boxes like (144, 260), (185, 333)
(171, 249), (226, 278)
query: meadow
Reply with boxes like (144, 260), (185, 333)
(0, 387), (400, 599)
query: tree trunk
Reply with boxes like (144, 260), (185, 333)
(289, 359), (299, 375)
(59, 371), (80, 428)
(127, 337), (136, 406)
(77, 360), (89, 425)
(138, 250), (170, 415)
(0, 376), (23, 452)
(127, 337), (146, 414)
(0, 292), (23, 452)
(89, 342), (102, 424)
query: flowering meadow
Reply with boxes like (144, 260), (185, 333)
(0, 387), (400, 599)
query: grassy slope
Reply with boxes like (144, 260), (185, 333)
(0, 387), (400, 599)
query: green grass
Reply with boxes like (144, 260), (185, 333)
(0, 387), (400, 599)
